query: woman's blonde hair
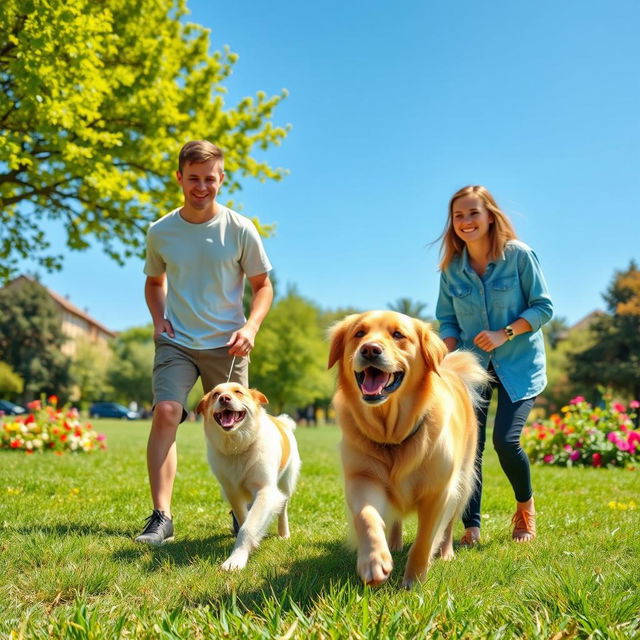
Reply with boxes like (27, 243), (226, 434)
(437, 185), (517, 271)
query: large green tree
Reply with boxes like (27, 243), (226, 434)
(0, 278), (71, 401)
(0, 0), (288, 280)
(569, 262), (640, 400)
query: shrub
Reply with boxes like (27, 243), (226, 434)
(522, 392), (639, 469)
(0, 396), (107, 454)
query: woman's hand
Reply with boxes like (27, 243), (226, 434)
(473, 329), (508, 352)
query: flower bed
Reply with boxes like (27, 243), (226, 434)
(522, 394), (639, 469)
(0, 396), (107, 454)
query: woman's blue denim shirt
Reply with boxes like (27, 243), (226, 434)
(436, 240), (553, 402)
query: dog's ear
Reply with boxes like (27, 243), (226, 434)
(249, 389), (269, 405)
(195, 391), (212, 415)
(417, 319), (447, 372)
(327, 314), (357, 369)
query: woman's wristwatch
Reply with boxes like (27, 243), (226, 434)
(504, 325), (515, 340)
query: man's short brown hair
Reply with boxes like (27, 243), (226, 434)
(178, 140), (224, 173)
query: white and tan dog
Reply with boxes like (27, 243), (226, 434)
(197, 382), (301, 571)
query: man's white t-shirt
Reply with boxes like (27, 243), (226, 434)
(144, 206), (272, 350)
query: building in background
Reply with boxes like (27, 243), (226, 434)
(1, 275), (116, 357)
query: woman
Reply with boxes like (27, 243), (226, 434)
(435, 185), (553, 544)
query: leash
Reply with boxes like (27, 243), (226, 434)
(225, 355), (237, 383)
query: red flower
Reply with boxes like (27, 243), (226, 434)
(10, 440), (21, 449)
(60, 434), (68, 442)
(25, 414), (35, 424)
(592, 452), (602, 467)
(27, 400), (41, 410)
(48, 395), (58, 406)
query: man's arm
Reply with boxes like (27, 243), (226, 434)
(145, 274), (175, 339)
(226, 273), (273, 356)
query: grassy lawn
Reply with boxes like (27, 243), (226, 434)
(1, 418), (638, 639)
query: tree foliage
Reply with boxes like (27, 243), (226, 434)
(69, 336), (112, 406)
(0, 278), (71, 401)
(0, 360), (24, 396)
(387, 297), (434, 323)
(107, 327), (154, 406)
(0, 0), (289, 280)
(250, 292), (334, 414)
(569, 261), (640, 400)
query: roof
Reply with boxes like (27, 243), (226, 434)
(3, 275), (117, 338)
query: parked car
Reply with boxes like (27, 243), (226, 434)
(0, 399), (27, 415)
(89, 402), (140, 420)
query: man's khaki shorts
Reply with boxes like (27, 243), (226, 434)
(152, 336), (249, 423)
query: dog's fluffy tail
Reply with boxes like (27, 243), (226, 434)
(276, 413), (297, 431)
(442, 350), (492, 408)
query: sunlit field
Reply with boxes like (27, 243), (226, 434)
(1, 418), (638, 639)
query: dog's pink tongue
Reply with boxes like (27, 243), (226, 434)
(361, 368), (391, 395)
(220, 410), (238, 427)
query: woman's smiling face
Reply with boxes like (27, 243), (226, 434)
(451, 194), (494, 244)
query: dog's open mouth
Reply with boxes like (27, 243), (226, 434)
(214, 410), (246, 430)
(355, 367), (404, 403)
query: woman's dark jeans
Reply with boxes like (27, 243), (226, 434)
(462, 369), (536, 529)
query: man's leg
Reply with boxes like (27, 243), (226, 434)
(147, 400), (183, 518)
(136, 339), (198, 545)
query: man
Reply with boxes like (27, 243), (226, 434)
(136, 140), (273, 545)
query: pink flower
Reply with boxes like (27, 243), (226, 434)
(607, 432), (618, 443)
(569, 450), (580, 461)
(563, 444), (573, 451)
(97, 433), (106, 442)
(630, 400), (640, 409)
(570, 396), (586, 405)
(543, 455), (554, 463)
(612, 402), (626, 413)
(592, 452), (602, 467)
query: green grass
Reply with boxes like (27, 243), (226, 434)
(1, 419), (638, 639)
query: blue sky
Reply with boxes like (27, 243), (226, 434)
(19, 0), (639, 331)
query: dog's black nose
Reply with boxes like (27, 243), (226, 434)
(360, 342), (383, 360)
(219, 394), (232, 404)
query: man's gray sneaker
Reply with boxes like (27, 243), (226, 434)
(135, 510), (174, 545)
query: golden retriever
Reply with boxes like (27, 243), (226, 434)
(197, 382), (301, 571)
(328, 310), (489, 588)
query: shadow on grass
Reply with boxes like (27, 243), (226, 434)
(189, 538), (363, 612)
(112, 533), (232, 568)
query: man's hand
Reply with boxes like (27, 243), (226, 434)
(153, 319), (175, 340)
(473, 329), (508, 352)
(226, 323), (258, 356)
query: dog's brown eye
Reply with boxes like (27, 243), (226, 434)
(234, 390), (243, 396)
(355, 330), (365, 338)
(392, 331), (405, 340)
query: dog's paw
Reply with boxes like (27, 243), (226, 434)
(357, 548), (393, 586)
(438, 545), (455, 561)
(221, 550), (249, 571)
